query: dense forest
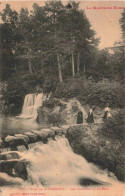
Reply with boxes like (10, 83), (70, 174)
(0, 1), (124, 115)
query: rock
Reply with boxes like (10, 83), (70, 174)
(14, 159), (31, 180)
(50, 127), (63, 136)
(5, 135), (28, 149)
(48, 112), (61, 126)
(31, 129), (51, 142)
(28, 143), (37, 149)
(15, 134), (29, 143)
(5, 136), (16, 146)
(0, 147), (11, 153)
(0, 159), (19, 176)
(0, 172), (23, 186)
(17, 145), (27, 152)
(60, 125), (70, 134)
(36, 141), (44, 146)
(23, 132), (37, 143)
(66, 124), (124, 182)
(32, 129), (55, 140)
(115, 163), (125, 181)
(0, 152), (21, 160)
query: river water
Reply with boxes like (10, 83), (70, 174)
(0, 136), (123, 196)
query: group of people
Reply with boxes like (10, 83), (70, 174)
(76, 104), (112, 124)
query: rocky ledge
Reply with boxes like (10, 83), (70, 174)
(66, 124), (125, 182)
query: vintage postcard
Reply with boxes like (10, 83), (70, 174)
(0, 0), (124, 196)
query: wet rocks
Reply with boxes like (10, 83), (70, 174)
(23, 132), (37, 143)
(14, 159), (31, 180)
(0, 172), (23, 186)
(0, 151), (21, 160)
(0, 160), (19, 175)
(1, 124), (70, 151)
(115, 163), (125, 181)
(5, 135), (28, 150)
(51, 127), (63, 136)
(66, 124), (124, 182)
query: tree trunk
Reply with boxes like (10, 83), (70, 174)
(84, 64), (86, 75)
(77, 52), (80, 73)
(72, 51), (75, 77)
(41, 60), (44, 76)
(57, 53), (63, 83)
(28, 58), (32, 73)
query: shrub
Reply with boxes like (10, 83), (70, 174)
(42, 98), (66, 109)
(54, 77), (123, 108)
(1, 72), (44, 115)
(101, 110), (124, 140)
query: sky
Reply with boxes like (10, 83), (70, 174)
(0, 1), (124, 49)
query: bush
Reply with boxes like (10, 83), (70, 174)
(54, 77), (124, 108)
(42, 98), (66, 109)
(1, 72), (44, 115)
(101, 110), (124, 139)
(43, 76), (58, 93)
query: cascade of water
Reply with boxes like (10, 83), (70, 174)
(20, 137), (117, 187)
(1, 137), (118, 189)
(21, 93), (44, 119)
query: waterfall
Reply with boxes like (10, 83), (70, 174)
(21, 93), (45, 119)
(0, 137), (120, 195)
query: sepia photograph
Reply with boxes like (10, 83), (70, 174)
(0, 0), (124, 195)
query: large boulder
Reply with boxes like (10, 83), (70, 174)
(66, 124), (124, 181)
(14, 159), (31, 180)
(0, 152), (21, 160)
(32, 129), (55, 143)
(23, 132), (37, 143)
(4, 135), (29, 149)
(0, 160), (19, 176)
(15, 134), (29, 144)
(50, 127), (64, 136)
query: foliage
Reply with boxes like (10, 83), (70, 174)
(101, 110), (124, 140)
(119, 9), (125, 39)
(0, 2), (124, 116)
(0, 1), (99, 83)
(42, 98), (66, 109)
(43, 75), (58, 93)
(54, 77), (124, 108)
(48, 113), (61, 126)
(1, 72), (43, 115)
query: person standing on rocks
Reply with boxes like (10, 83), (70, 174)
(77, 110), (83, 124)
(103, 104), (112, 121)
(87, 107), (94, 123)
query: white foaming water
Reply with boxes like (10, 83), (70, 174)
(21, 93), (45, 119)
(20, 137), (117, 187)
(0, 137), (123, 196)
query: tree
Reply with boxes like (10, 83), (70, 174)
(64, 1), (99, 76)
(119, 9), (125, 39)
(0, 4), (19, 80)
